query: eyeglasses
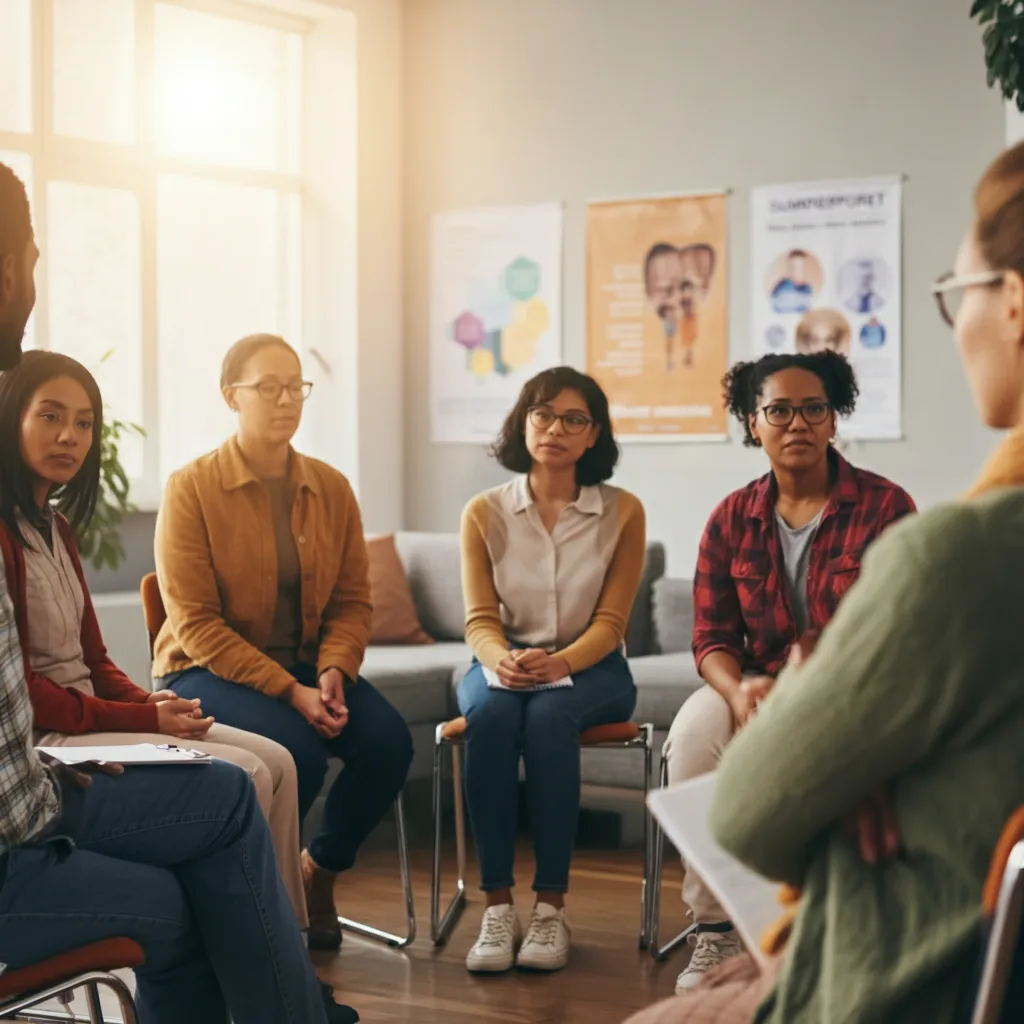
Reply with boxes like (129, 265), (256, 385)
(528, 406), (593, 435)
(760, 401), (831, 428)
(931, 270), (1005, 327)
(231, 379), (314, 402)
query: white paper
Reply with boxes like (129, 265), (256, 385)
(37, 743), (212, 766)
(430, 203), (564, 443)
(648, 772), (781, 965)
(482, 666), (573, 693)
(750, 177), (903, 440)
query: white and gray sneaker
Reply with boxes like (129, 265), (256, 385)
(466, 904), (521, 973)
(515, 902), (571, 972)
(675, 929), (743, 994)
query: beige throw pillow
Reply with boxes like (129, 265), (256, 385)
(366, 534), (434, 645)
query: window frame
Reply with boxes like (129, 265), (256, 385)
(0, 0), (309, 508)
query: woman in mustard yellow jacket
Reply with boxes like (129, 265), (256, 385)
(152, 333), (413, 951)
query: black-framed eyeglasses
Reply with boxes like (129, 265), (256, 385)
(760, 401), (831, 428)
(231, 379), (314, 402)
(931, 270), (1005, 327)
(528, 406), (593, 435)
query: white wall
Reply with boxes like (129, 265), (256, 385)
(401, 0), (1005, 574)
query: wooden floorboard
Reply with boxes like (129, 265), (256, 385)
(317, 843), (693, 1023)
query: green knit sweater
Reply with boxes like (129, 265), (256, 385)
(709, 491), (1024, 1024)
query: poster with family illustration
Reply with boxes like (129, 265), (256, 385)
(586, 193), (728, 441)
(751, 176), (903, 440)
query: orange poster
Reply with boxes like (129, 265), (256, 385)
(586, 194), (728, 440)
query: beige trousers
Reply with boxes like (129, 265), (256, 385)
(37, 722), (309, 930)
(663, 685), (736, 924)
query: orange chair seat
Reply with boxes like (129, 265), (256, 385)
(0, 938), (144, 1001)
(441, 715), (639, 745)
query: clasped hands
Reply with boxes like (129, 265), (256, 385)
(495, 649), (571, 689)
(285, 668), (349, 738)
(731, 628), (900, 866)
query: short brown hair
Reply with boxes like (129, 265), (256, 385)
(490, 366), (619, 486)
(220, 333), (299, 390)
(975, 141), (1024, 273)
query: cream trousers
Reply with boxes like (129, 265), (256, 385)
(663, 685), (736, 925)
(37, 722), (308, 930)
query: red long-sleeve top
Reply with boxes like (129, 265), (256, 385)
(0, 516), (159, 734)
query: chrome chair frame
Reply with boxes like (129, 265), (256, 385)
(430, 719), (656, 949)
(0, 971), (137, 1024)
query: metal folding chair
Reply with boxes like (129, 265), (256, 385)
(430, 715), (656, 948)
(646, 749), (698, 960)
(0, 938), (142, 1024)
(971, 837), (1024, 1024)
(140, 573), (416, 950)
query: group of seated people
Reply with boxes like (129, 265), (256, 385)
(1, 140), (1024, 1024)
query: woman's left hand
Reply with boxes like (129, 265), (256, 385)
(513, 649), (571, 683)
(147, 689), (202, 716)
(318, 668), (349, 724)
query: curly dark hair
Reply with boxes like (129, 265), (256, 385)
(491, 366), (619, 485)
(723, 351), (859, 447)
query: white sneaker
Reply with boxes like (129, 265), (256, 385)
(515, 902), (571, 972)
(675, 929), (743, 994)
(466, 904), (521, 973)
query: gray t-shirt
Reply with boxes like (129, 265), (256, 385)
(775, 508), (823, 635)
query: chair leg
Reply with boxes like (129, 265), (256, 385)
(649, 752), (697, 961)
(84, 981), (103, 1024)
(639, 724), (653, 950)
(337, 791), (417, 949)
(430, 729), (467, 946)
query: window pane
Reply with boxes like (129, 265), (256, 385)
(52, 0), (135, 145)
(0, 0), (32, 133)
(155, 4), (300, 172)
(47, 182), (144, 479)
(0, 150), (36, 351)
(157, 175), (282, 479)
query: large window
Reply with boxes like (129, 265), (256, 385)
(0, 0), (306, 501)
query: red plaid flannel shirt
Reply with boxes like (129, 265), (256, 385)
(692, 450), (916, 677)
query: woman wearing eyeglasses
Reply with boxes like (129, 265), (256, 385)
(664, 350), (915, 994)
(458, 366), (644, 975)
(152, 333), (413, 952)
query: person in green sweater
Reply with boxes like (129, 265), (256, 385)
(626, 141), (1024, 1024)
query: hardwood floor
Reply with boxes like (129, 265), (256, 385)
(317, 843), (693, 1023)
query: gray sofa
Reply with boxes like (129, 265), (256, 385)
(358, 532), (703, 801)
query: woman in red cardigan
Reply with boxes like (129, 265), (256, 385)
(0, 350), (307, 931)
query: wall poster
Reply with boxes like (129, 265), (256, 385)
(750, 177), (903, 440)
(586, 193), (729, 441)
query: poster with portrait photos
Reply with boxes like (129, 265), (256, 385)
(586, 193), (729, 441)
(751, 177), (903, 440)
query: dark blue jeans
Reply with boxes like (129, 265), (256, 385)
(169, 664), (413, 872)
(456, 650), (636, 893)
(0, 761), (327, 1024)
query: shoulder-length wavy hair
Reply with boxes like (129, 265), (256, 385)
(0, 350), (103, 546)
(490, 366), (619, 486)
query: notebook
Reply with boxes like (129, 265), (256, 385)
(647, 772), (781, 966)
(483, 666), (573, 693)
(37, 743), (213, 767)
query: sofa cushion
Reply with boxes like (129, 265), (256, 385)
(367, 534), (434, 645)
(625, 542), (666, 658)
(628, 652), (703, 729)
(652, 577), (694, 655)
(393, 533), (465, 641)
(360, 642), (470, 724)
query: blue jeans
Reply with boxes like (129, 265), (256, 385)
(169, 665), (413, 872)
(0, 761), (328, 1024)
(456, 650), (636, 893)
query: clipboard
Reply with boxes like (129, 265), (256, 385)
(36, 743), (213, 766)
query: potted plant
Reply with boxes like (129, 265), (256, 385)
(973, 0), (1024, 108)
(75, 413), (145, 572)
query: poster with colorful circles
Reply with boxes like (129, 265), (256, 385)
(750, 177), (903, 440)
(430, 203), (563, 443)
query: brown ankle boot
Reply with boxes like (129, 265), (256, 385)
(301, 848), (342, 951)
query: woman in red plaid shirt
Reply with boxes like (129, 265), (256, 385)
(665, 350), (915, 993)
